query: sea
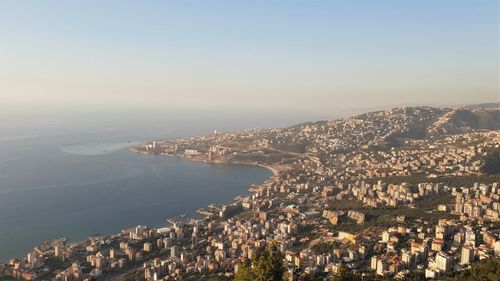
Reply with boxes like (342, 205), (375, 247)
(0, 109), (321, 262)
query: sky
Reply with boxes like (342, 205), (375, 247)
(0, 0), (498, 116)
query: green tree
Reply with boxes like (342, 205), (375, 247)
(235, 264), (255, 281)
(481, 148), (500, 175)
(286, 266), (312, 281)
(330, 265), (362, 281)
(235, 242), (286, 281)
(405, 271), (427, 281)
(443, 257), (500, 281)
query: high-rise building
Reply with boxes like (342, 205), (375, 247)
(465, 228), (476, 247)
(370, 256), (378, 270)
(402, 250), (413, 269)
(461, 246), (474, 265)
(376, 259), (387, 276)
(171, 246), (178, 258)
(128, 248), (136, 261)
(27, 252), (36, 264)
(144, 242), (152, 252)
(436, 252), (452, 272)
(95, 254), (104, 269)
(382, 231), (390, 243)
(54, 245), (63, 257)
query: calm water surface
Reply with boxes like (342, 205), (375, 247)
(0, 111), (285, 262)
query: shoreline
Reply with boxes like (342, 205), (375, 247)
(130, 146), (280, 177)
(152, 153), (280, 193)
(2, 147), (274, 263)
(181, 156), (279, 177)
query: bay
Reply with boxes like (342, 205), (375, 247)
(0, 110), (296, 262)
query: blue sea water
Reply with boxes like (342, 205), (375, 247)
(0, 109), (317, 262)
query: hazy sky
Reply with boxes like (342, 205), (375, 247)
(0, 0), (498, 115)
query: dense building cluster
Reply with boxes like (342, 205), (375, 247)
(2, 105), (499, 281)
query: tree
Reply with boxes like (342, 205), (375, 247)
(330, 265), (362, 281)
(235, 264), (255, 281)
(405, 271), (427, 281)
(443, 257), (500, 281)
(481, 148), (500, 175)
(235, 242), (286, 281)
(285, 266), (312, 281)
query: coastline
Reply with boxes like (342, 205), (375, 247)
(129, 146), (280, 177)
(256, 163), (278, 176)
(181, 156), (279, 177)
(2, 147), (273, 263)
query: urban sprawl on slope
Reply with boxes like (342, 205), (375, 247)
(2, 104), (500, 281)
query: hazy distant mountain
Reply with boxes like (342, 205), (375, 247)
(142, 103), (499, 159)
(460, 102), (500, 110)
(271, 104), (500, 154)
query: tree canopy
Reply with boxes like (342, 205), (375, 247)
(481, 148), (500, 175)
(443, 257), (500, 281)
(235, 242), (286, 281)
